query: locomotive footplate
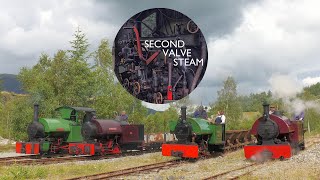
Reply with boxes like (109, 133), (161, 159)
(244, 143), (291, 160)
(162, 144), (198, 158)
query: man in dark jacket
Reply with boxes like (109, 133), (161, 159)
(194, 106), (208, 119)
(119, 111), (129, 124)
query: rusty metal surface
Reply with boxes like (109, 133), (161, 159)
(142, 130), (253, 151)
(144, 133), (176, 143)
(225, 130), (253, 150)
(67, 160), (181, 180)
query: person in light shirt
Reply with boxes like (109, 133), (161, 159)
(269, 106), (276, 114)
(215, 111), (226, 124)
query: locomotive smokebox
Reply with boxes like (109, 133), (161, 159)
(181, 106), (187, 121)
(34, 104), (39, 122)
(263, 102), (270, 120)
(28, 104), (45, 141)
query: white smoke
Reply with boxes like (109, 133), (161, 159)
(289, 98), (320, 114)
(269, 74), (320, 116)
(268, 74), (303, 99)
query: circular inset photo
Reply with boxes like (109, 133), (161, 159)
(113, 8), (208, 104)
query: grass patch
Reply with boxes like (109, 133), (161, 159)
(305, 131), (320, 139)
(0, 152), (175, 180)
(0, 144), (15, 152)
(242, 163), (320, 180)
(157, 149), (250, 179)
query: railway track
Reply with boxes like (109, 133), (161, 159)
(0, 150), (158, 166)
(202, 163), (258, 180)
(0, 155), (40, 165)
(66, 147), (247, 180)
(0, 155), (92, 166)
(65, 133), (254, 180)
(202, 138), (320, 180)
(0, 131), (252, 167)
(0, 155), (37, 162)
(5, 136), (317, 178)
(67, 151), (250, 180)
(67, 160), (184, 180)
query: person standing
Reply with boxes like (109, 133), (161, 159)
(200, 106), (208, 119)
(119, 111), (129, 124)
(294, 111), (305, 121)
(215, 111), (226, 124)
(269, 106), (276, 114)
(194, 106), (208, 119)
(220, 111), (226, 124)
(194, 108), (200, 118)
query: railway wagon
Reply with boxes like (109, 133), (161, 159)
(244, 103), (305, 160)
(162, 106), (252, 159)
(144, 133), (175, 150)
(16, 105), (173, 156)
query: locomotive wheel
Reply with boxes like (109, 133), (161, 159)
(187, 20), (199, 34)
(154, 92), (163, 104)
(123, 78), (130, 89)
(133, 82), (141, 95)
(279, 156), (285, 161)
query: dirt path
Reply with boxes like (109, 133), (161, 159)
(122, 135), (320, 180)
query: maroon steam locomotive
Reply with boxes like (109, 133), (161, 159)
(244, 103), (305, 160)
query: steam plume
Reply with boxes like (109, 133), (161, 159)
(269, 74), (320, 115)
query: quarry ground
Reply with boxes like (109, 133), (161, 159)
(0, 134), (319, 179)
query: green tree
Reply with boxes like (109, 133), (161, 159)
(0, 75), (3, 92)
(304, 108), (320, 133)
(238, 90), (275, 113)
(210, 76), (242, 129)
(91, 39), (148, 120)
(171, 95), (198, 115)
(94, 39), (113, 70)
(141, 107), (178, 133)
(173, 95), (193, 107)
(18, 29), (96, 116)
(68, 27), (90, 61)
(0, 76), (2, 120)
(0, 96), (33, 140)
(161, 107), (179, 132)
(1, 29), (152, 140)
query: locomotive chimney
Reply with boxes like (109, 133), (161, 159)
(34, 104), (39, 122)
(181, 106), (187, 121)
(262, 102), (270, 120)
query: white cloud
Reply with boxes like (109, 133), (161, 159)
(0, 0), (117, 72)
(193, 0), (320, 103)
(302, 76), (320, 86)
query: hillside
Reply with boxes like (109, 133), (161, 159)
(0, 74), (24, 94)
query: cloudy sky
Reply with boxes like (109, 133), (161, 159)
(1, 0), (320, 106)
